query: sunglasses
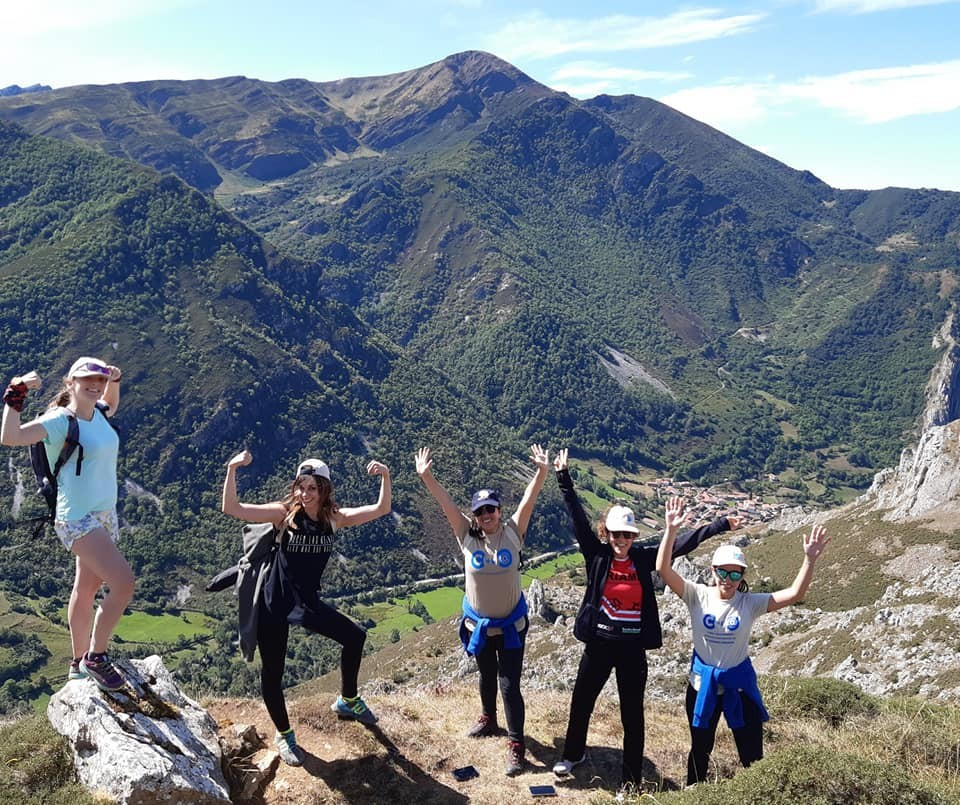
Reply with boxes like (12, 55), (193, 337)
(714, 567), (744, 582)
(474, 504), (499, 516)
(73, 363), (110, 376)
(609, 532), (634, 541)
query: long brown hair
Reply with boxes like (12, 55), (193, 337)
(46, 376), (73, 410)
(280, 475), (339, 530)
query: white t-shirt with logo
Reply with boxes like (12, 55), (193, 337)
(682, 580), (770, 691)
(458, 521), (524, 632)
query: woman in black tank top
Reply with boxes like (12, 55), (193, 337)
(222, 449), (391, 766)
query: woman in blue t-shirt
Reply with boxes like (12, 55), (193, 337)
(221, 448), (391, 766)
(2, 357), (133, 692)
(656, 497), (829, 785)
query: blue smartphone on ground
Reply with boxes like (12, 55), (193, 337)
(452, 765), (479, 782)
(530, 784), (557, 797)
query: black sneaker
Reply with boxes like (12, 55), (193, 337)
(466, 713), (498, 737)
(505, 740), (525, 776)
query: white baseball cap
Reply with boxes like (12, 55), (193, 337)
(69, 357), (110, 378)
(605, 505), (639, 534)
(712, 544), (747, 568)
(296, 459), (330, 480)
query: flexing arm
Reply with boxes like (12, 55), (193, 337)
(553, 449), (601, 554)
(656, 497), (690, 597)
(768, 524), (830, 612)
(510, 443), (550, 539)
(1, 371), (47, 446)
(221, 449), (286, 524)
(415, 447), (470, 536)
(99, 365), (122, 416)
(335, 461), (392, 528)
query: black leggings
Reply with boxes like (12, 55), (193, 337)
(257, 598), (366, 733)
(473, 625), (528, 742)
(561, 639), (648, 786)
(685, 682), (764, 785)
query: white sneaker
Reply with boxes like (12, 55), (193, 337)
(552, 755), (585, 776)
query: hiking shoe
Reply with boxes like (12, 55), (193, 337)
(331, 694), (378, 724)
(275, 729), (304, 767)
(68, 659), (84, 681)
(466, 713), (499, 737)
(552, 755), (585, 776)
(80, 652), (125, 691)
(505, 740), (525, 776)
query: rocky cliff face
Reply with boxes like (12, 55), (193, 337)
(868, 310), (960, 520)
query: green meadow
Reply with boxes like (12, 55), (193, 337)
(362, 551), (583, 644)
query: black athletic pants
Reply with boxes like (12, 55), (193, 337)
(561, 638), (648, 786)
(685, 682), (765, 785)
(257, 598), (366, 733)
(474, 625), (528, 742)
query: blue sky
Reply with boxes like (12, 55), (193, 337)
(3, 0), (959, 191)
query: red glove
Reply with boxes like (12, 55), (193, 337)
(3, 381), (28, 412)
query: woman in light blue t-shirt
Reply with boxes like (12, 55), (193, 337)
(2, 357), (133, 692)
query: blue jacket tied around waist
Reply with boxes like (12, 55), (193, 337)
(461, 595), (528, 656)
(690, 652), (769, 730)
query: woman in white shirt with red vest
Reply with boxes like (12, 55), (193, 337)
(656, 496), (829, 785)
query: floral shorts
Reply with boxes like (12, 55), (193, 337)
(54, 510), (120, 552)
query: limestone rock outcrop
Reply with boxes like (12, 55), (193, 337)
(47, 654), (230, 804)
(867, 311), (960, 520)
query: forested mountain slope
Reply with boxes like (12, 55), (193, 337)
(2, 50), (960, 605)
(0, 120), (565, 611)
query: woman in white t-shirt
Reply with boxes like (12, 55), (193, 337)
(656, 497), (829, 785)
(415, 444), (549, 777)
(2, 357), (133, 693)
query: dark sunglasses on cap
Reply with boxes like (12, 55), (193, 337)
(73, 362), (110, 376)
(714, 567), (744, 581)
(474, 504), (499, 516)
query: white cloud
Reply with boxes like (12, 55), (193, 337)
(812, 0), (959, 13)
(4, 0), (193, 35)
(661, 83), (774, 128)
(788, 61), (960, 123)
(660, 60), (960, 127)
(551, 62), (692, 83)
(548, 61), (692, 98)
(486, 9), (766, 61)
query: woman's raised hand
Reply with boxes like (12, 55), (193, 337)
(553, 447), (568, 472)
(415, 447), (433, 477)
(664, 496), (689, 532)
(530, 443), (550, 471)
(804, 524), (830, 562)
(726, 514), (743, 531)
(367, 460), (389, 476)
(13, 370), (42, 390)
(226, 449), (253, 469)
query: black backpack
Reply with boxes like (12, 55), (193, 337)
(27, 401), (110, 537)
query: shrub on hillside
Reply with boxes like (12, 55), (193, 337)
(879, 698), (960, 775)
(651, 746), (946, 805)
(0, 714), (98, 804)
(762, 676), (879, 726)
